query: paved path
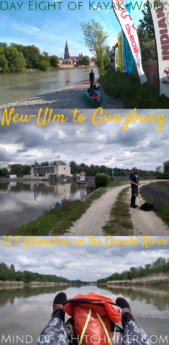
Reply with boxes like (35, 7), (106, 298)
(0, 80), (124, 109)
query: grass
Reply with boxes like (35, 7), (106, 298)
(140, 181), (169, 227)
(107, 274), (169, 286)
(103, 187), (133, 236)
(11, 181), (127, 236)
(100, 67), (169, 108)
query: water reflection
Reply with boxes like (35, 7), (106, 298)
(100, 285), (169, 313)
(0, 284), (168, 345)
(0, 181), (88, 234)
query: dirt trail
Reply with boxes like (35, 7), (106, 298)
(127, 182), (169, 236)
(65, 181), (169, 236)
(64, 184), (129, 236)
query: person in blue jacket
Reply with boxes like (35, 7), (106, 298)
(129, 167), (140, 208)
(36, 292), (152, 345)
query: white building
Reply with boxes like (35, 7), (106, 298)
(30, 165), (72, 177)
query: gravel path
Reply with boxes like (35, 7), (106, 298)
(64, 181), (169, 236)
(0, 80), (124, 109)
(64, 184), (129, 236)
(127, 182), (169, 236)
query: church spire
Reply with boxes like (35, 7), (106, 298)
(64, 40), (69, 60)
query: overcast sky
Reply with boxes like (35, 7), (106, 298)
(0, 108), (168, 170)
(0, 0), (144, 57)
(0, 236), (169, 281)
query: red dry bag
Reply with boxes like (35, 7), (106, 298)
(63, 292), (122, 345)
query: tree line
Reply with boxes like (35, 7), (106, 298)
(97, 257), (169, 283)
(0, 263), (70, 283)
(0, 159), (160, 177)
(0, 42), (60, 72)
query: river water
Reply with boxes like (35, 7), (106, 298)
(0, 67), (99, 106)
(0, 181), (92, 235)
(0, 284), (168, 344)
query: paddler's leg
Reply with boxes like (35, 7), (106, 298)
(116, 297), (153, 345)
(36, 292), (69, 345)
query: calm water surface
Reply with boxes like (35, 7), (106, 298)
(0, 67), (99, 105)
(0, 181), (91, 235)
(0, 284), (169, 344)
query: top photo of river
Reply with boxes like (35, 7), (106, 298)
(0, 0), (169, 109)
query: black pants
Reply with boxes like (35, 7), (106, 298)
(131, 196), (136, 206)
(90, 81), (94, 88)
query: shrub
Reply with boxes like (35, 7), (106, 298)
(95, 174), (111, 187)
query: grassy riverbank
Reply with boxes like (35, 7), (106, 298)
(140, 181), (169, 227)
(100, 67), (169, 108)
(103, 187), (133, 236)
(11, 182), (126, 236)
(107, 274), (169, 287)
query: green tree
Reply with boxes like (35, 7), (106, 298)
(80, 56), (90, 66)
(0, 168), (9, 176)
(13, 53), (26, 71)
(10, 264), (15, 272)
(51, 55), (60, 67)
(0, 47), (8, 71)
(141, 41), (156, 61)
(138, 8), (154, 42)
(163, 160), (169, 173)
(39, 60), (50, 70)
(137, 7), (157, 60)
(103, 53), (110, 70)
(42, 51), (50, 63)
(80, 19), (108, 76)
(96, 47), (105, 77)
(50, 160), (66, 166)
(105, 45), (114, 63)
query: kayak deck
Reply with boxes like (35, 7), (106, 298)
(84, 87), (102, 107)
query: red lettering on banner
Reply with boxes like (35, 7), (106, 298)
(134, 47), (139, 53)
(125, 23), (139, 53)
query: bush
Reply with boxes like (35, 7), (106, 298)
(95, 174), (111, 187)
(156, 174), (169, 179)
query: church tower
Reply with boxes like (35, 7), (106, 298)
(64, 41), (69, 60)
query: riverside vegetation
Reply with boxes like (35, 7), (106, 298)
(141, 181), (169, 227)
(100, 67), (169, 109)
(11, 180), (126, 236)
(97, 257), (169, 286)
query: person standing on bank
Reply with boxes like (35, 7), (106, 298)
(89, 69), (95, 88)
(129, 167), (140, 208)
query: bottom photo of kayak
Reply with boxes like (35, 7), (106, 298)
(0, 236), (169, 345)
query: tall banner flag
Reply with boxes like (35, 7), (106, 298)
(124, 4), (134, 75)
(149, 0), (169, 97)
(112, 0), (147, 84)
(118, 32), (122, 72)
(115, 47), (118, 71)
(121, 30), (128, 72)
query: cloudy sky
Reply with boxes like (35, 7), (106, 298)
(0, 236), (169, 281)
(0, 0), (144, 57)
(0, 108), (169, 170)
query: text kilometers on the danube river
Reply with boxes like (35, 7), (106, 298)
(0, 235), (168, 248)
